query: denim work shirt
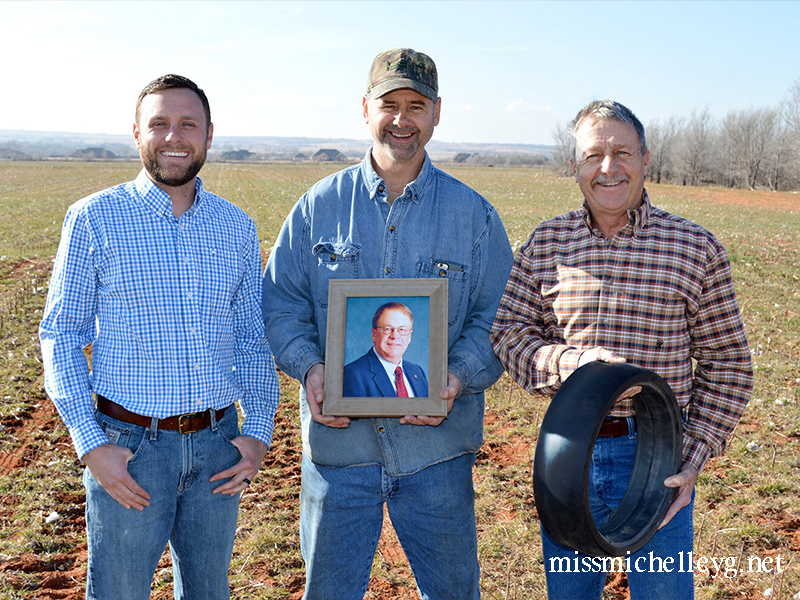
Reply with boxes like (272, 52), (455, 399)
(262, 150), (513, 476)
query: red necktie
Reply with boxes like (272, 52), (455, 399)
(395, 366), (409, 397)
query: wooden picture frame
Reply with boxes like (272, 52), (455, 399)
(323, 278), (448, 417)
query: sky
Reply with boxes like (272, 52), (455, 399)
(2, 0), (800, 145)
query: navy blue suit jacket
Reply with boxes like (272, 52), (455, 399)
(342, 348), (428, 398)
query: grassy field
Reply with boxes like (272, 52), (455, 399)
(0, 160), (798, 600)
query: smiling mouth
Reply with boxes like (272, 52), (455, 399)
(388, 131), (415, 140)
(594, 177), (629, 188)
(161, 151), (189, 158)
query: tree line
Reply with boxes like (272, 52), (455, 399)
(551, 79), (800, 191)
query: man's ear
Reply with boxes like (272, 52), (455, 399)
(133, 122), (141, 149)
(362, 95), (370, 124)
(206, 122), (214, 150)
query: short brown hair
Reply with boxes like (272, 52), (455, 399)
(135, 74), (211, 131)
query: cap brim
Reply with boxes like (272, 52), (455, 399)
(369, 79), (437, 102)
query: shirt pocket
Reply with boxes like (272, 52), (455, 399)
(312, 241), (361, 308)
(203, 246), (242, 297)
(627, 288), (690, 356)
(415, 259), (468, 327)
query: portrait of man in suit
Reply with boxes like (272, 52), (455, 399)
(342, 302), (428, 398)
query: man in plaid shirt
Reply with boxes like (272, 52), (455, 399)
(491, 100), (752, 599)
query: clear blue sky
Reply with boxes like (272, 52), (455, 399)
(2, 0), (799, 145)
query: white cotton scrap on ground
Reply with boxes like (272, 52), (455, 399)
(746, 441), (761, 452)
(45, 511), (60, 524)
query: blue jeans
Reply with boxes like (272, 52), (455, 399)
(300, 453), (480, 600)
(541, 429), (694, 600)
(83, 406), (242, 600)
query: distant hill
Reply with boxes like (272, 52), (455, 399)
(0, 129), (554, 163)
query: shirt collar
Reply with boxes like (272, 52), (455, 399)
(133, 170), (205, 219)
(580, 189), (652, 237)
(360, 148), (433, 204)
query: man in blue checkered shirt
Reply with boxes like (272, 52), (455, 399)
(39, 74), (279, 600)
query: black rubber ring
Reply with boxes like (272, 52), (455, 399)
(533, 361), (682, 557)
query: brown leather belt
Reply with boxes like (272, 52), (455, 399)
(597, 416), (636, 438)
(97, 395), (228, 434)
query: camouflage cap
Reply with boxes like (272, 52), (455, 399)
(366, 48), (438, 101)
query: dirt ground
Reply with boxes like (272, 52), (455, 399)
(0, 398), (550, 600)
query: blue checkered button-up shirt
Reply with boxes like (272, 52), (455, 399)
(40, 171), (279, 459)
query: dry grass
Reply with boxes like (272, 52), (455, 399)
(1, 161), (798, 599)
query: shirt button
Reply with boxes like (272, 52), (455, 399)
(183, 257), (189, 264)
(384, 267), (391, 274)
(439, 270), (447, 277)
(377, 426), (385, 434)
(190, 327), (196, 334)
(378, 185), (385, 193)
(389, 225), (395, 232)
(330, 254), (337, 261)
(187, 292), (193, 299)
(194, 363), (200, 370)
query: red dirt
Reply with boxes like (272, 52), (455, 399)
(3, 399), (526, 599)
(6, 388), (794, 598)
(660, 185), (800, 212)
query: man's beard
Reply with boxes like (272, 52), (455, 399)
(376, 129), (421, 163)
(141, 146), (206, 187)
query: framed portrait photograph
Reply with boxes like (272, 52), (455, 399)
(323, 278), (448, 417)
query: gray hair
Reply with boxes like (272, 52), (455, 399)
(569, 100), (647, 161)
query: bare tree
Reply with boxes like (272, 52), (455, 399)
(784, 78), (800, 136)
(646, 117), (681, 184)
(775, 78), (800, 190)
(550, 121), (573, 177)
(676, 108), (714, 186)
(720, 107), (782, 189)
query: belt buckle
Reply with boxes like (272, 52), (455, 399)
(177, 412), (202, 434)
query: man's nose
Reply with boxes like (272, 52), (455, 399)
(393, 110), (410, 127)
(600, 154), (616, 173)
(165, 126), (183, 142)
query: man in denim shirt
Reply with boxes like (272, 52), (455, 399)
(262, 49), (513, 599)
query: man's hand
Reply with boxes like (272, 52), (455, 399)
(305, 362), (350, 428)
(660, 463), (698, 529)
(83, 443), (151, 511)
(578, 346), (628, 366)
(210, 435), (268, 495)
(578, 346), (641, 398)
(400, 371), (460, 426)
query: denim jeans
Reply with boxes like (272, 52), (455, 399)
(300, 453), (480, 600)
(541, 428), (694, 600)
(83, 406), (242, 600)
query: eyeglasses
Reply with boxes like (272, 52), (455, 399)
(374, 326), (412, 336)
